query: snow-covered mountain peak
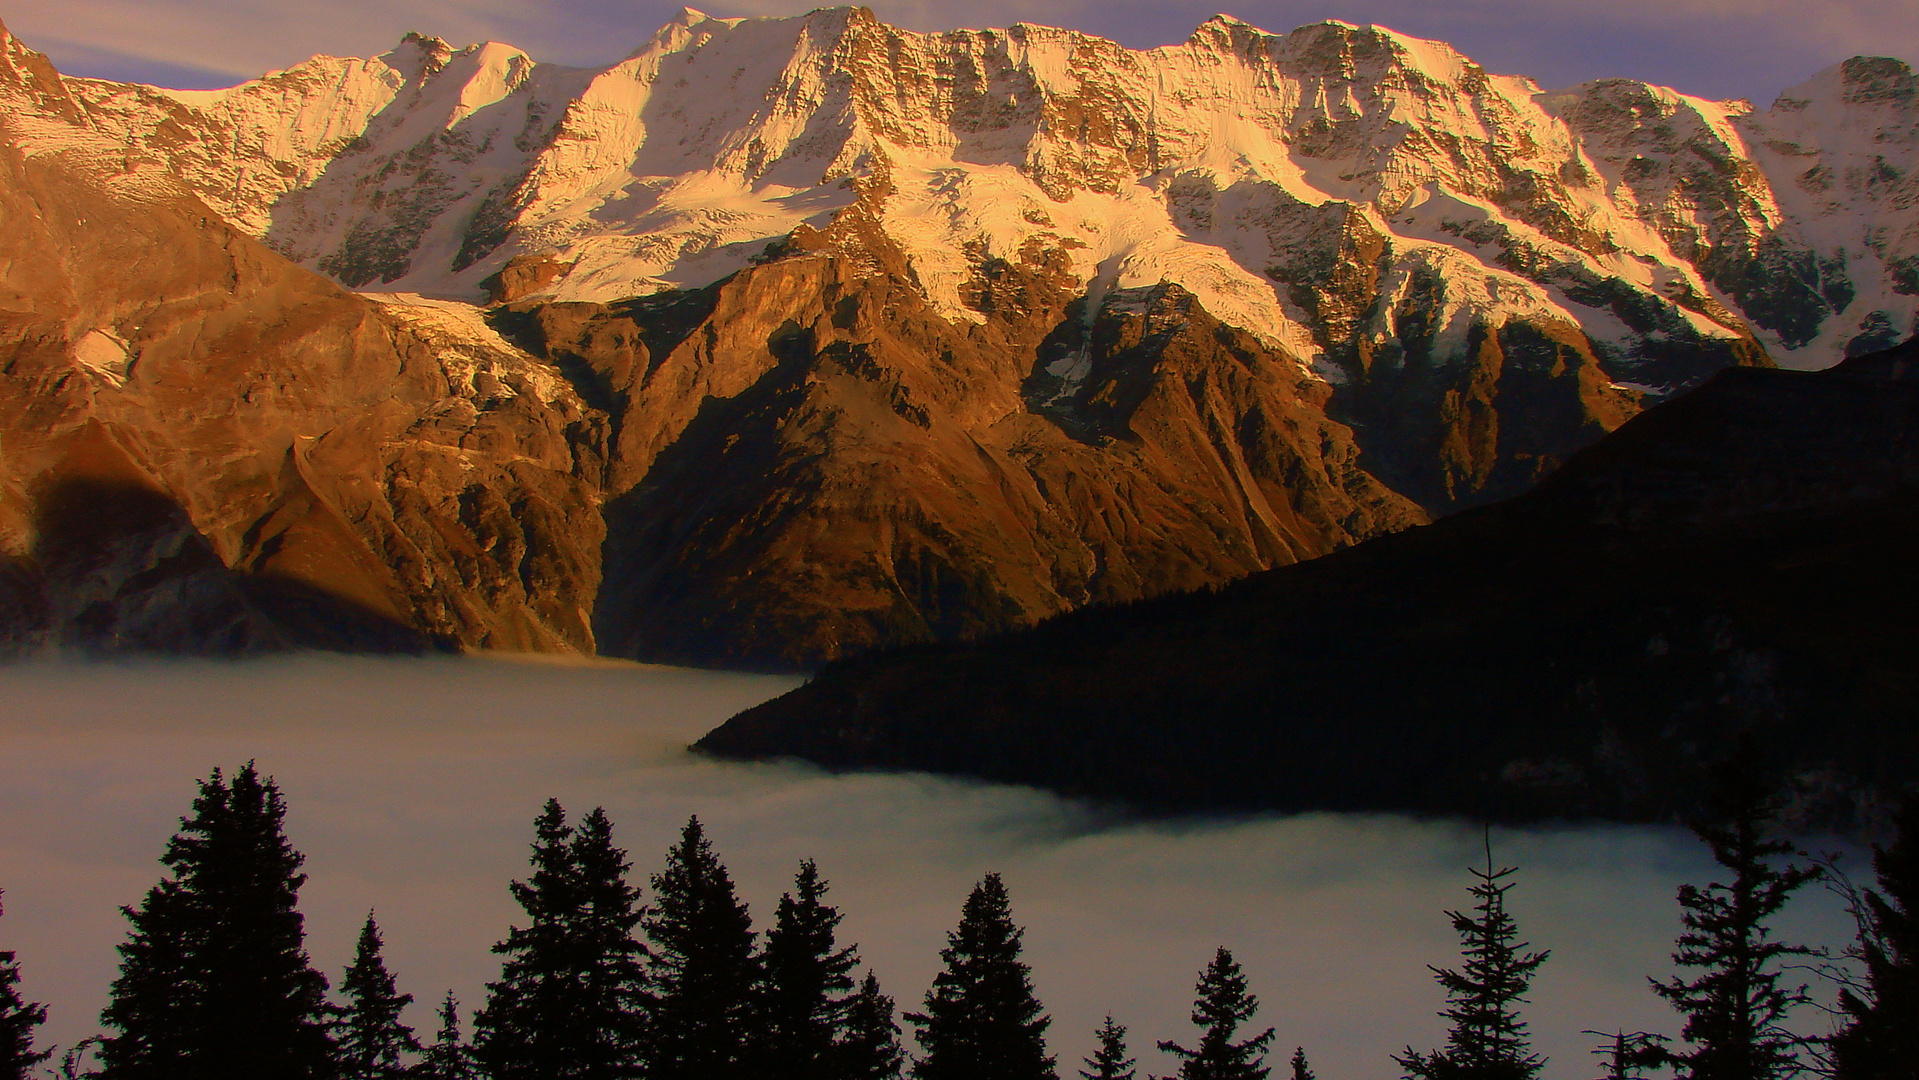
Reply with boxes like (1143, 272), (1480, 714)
(1731, 55), (1919, 357)
(1830, 55), (1916, 109)
(390, 31), (455, 78)
(48, 8), (1919, 372)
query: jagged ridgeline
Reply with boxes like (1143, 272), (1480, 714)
(2, 8), (1915, 665)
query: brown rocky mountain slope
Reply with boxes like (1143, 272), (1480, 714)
(0, 20), (1436, 667)
(0, 20), (607, 655)
(698, 337), (1919, 825)
(0, 17), (1788, 667)
(509, 216), (1424, 667)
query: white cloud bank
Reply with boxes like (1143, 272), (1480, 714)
(0, 655), (1863, 1079)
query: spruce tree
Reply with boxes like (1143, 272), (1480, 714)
(569, 807), (652, 1075)
(474, 799), (578, 1080)
(1651, 744), (1818, 1080)
(1395, 836), (1549, 1080)
(1157, 947), (1275, 1080)
(0, 889), (50, 1080)
(98, 762), (336, 1080)
(474, 801), (648, 1080)
(839, 972), (905, 1080)
(1079, 1016), (1134, 1080)
(1287, 1047), (1314, 1080)
(335, 914), (419, 1080)
(759, 859), (861, 1078)
(641, 816), (759, 1080)
(906, 873), (1056, 1080)
(413, 992), (476, 1080)
(1829, 792), (1919, 1079)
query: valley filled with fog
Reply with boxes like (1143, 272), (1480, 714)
(0, 656), (1862, 1079)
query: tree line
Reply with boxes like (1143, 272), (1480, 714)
(1, 745), (1915, 1080)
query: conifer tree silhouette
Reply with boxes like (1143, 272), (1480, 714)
(98, 763), (336, 1080)
(1396, 833), (1549, 1080)
(1830, 792), (1919, 1078)
(907, 873), (1056, 1080)
(642, 816), (758, 1080)
(759, 859), (861, 1078)
(0, 889), (50, 1080)
(839, 972), (905, 1080)
(569, 808), (652, 1074)
(1286, 1047), (1313, 1080)
(1651, 743), (1818, 1080)
(1079, 1016), (1134, 1080)
(335, 914), (419, 1080)
(474, 800), (648, 1080)
(413, 992), (477, 1080)
(1157, 947), (1274, 1080)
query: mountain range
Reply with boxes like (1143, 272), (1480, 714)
(2, 7), (1916, 669)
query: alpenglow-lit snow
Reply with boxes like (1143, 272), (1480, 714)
(63, 7), (1919, 373)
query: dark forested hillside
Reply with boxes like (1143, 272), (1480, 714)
(697, 340), (1919, 828)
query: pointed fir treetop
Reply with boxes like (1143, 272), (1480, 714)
(1157, 947), (1274, 1080)
(839, 971), (906, 1080)
(0, 888), (51, 1080)
(908, 873), (1056, 1080)
(1397, 833), (1548, 1080)
(1079, 1016), (1134, 1080)
(475, 797), (583, 1078)
(475, 800), (649, 1080)
(1829, 791), (1919, 1078)
(335, 912), (419, 1080)
(567, 805), (651, 1007)
(761, 858), (862, 1078)
(1287, 1047), (1313, 1080)
(505, 798), (582, 936)
(99, 762), (335, 1080)
(415, 991), (478, 1080)
(646, 816), (755, 980)
(1651, 741), (1819, 1080)
(643, 815), (760, 1080)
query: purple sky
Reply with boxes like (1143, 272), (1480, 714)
(9, 0), (1916, 105)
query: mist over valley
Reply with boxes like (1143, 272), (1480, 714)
(0, 656), (1868, 1079)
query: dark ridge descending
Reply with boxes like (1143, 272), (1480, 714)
(697, 339), (1919, 829)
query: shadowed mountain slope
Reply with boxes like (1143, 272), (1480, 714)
(698, 338), (1919, 826)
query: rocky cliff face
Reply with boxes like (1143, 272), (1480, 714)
(64, 9), (1909, 377)
(69, 8), (1917, 518)
(0, 20), (607, 656)
(505, 214), (1420, 667)
(698, 338), (1919, 828)
(9, 9), (1919, 666)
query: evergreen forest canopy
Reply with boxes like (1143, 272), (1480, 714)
(1, 756), (1916, 1080)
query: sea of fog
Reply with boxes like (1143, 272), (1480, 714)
(0, 655), (1864, 1079)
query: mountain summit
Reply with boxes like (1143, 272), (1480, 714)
(4, 11), (1917, 665)
(66, 8), (1915, 370)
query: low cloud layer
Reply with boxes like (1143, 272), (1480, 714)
(10, 0), (1914, 105)
(0, 655), (1860, 1079)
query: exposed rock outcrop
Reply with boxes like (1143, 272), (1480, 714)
(0, 19), (607, 655)
(9, 10), (1919, 668)
(501, 217), (1421, 667)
